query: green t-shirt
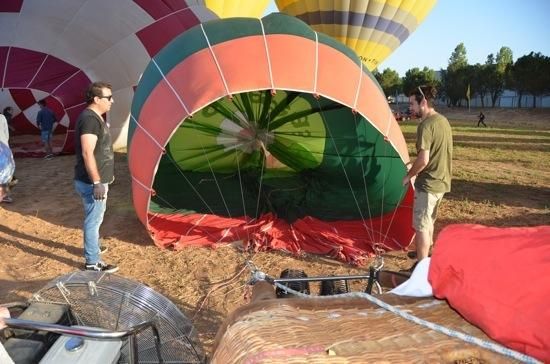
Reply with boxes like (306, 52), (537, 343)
(414, 113), (453, 193)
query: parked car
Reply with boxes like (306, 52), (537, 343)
(391, 106), (416, 122)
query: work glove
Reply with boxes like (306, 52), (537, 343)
(93, 183), (106, 200)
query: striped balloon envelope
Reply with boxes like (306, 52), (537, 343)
(203, 0), (269, 18)
(129, 13), (414, 264)
(275, 0), (437, 71)
(0, 0), (216, 156)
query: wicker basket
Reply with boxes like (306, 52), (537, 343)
(211, 282), (518, 363)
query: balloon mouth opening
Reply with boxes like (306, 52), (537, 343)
(218, 117), (275, 154)
(145, 90), (408, 224)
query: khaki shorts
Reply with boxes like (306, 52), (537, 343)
(413, 190), (445, 232)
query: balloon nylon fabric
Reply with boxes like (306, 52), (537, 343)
(274, 0), (437, 71)
(203, 0), (269, 18)
(429, 224), (550, 363)
(0, 0), (216, 155)
(129, 14), (414, 264)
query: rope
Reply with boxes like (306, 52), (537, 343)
(232, 147), (252, 245)
(313, 32), (319, 96)
(259, 19), (275, 92)
(152, 58), (191, 115)
(192, 264), (248, 321)
(350, 111), (377, 246)
(26, 55), (49, 88)
(250, 269), (541, 364)
(129, 114), (166, 152)
(314, 98), (377, 245)
(131, 175), (154, 194)
(1, 46), (11, 89)
(352, 62), (363, 112)
(200, 24), (231, 97)
(385, 103), (393, 137)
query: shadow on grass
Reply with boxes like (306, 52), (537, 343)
(4, 152), (152, 247)
(438, 210), (550, 228)
(0, 224), (82, 256)
(403, 132), (550, 152)
(447, 179), (550, 210)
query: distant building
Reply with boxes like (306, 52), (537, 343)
(468, 90), (550, 108)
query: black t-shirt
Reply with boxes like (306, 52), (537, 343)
(74, 109), (114, 184)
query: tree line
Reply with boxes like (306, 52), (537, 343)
(373, 43), (550, 108)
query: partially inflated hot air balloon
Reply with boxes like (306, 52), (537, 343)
(0, 0), (216, 156)
(275, 0), (437, 70)
(129, 13), (414, 264)
(203, 0), (269, 18)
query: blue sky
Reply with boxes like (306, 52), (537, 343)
(265, 0), (550, 76)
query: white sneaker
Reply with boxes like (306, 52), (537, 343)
(85, 261), (118, 273)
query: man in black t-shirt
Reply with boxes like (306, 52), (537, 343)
(74, 81), (118, 273)
(36, 99), (57, 158)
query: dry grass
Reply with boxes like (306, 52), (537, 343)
(0, 108), (549, 356)
(402, 107), (550, 230)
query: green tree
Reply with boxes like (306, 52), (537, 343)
(444, 43), (469, 106)
(374, 68), (402, 99)
(402, 67), (439, 96)
(496, 46), (513, 74)
(483, 47), (514, 107)
(468, 64), (489, 108)
(510, 52), (550, 108)
(448, 43), (468, 72)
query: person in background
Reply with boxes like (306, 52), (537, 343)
(36, 99), (57, 159)
(2, 107), (14, 133)
(74, 81), (118, 273)
(477, 111), (487, 127)
(402, 85), (453, 270)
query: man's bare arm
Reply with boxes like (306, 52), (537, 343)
(402, 149), (429, 186)
(81, 133), (100, 183)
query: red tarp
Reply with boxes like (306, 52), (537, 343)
(429, 224), (550, 362)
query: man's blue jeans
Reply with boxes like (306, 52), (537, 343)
(74, 180), (108, 265)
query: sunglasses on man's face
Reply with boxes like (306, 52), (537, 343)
(98, 95), (113, 101)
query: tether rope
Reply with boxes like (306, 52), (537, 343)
(249, 269), (541, 364)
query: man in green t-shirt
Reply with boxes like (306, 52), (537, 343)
(402, 85), (453, 269)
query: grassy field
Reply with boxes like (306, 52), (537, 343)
(1, 109), (549, 354)
(400, 115), (550, 233)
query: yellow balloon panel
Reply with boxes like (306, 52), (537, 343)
(204, 0), (270, 18)
(275, 0), (437, 70)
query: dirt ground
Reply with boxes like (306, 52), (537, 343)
(1, 107), (549, 355)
